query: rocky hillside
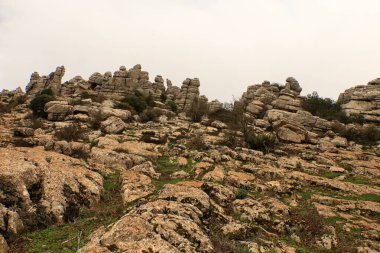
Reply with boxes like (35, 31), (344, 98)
(0, 66), (380, 253)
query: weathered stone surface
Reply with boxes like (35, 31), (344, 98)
(100, 116), (126, 134)
(25, 66), (65, 96)
(121, 171), (155, 205)
(100, 106), (131, 121)
(265, 109), (331, 133)
(0, 234), (8, 253)
(276, 123), (307, 143)
(176, 78), (201, 111)
(208, 100), (223, 113)
(338, 79), (380, 123)
(44, 101), (73, 121)
(0, 147), (102, 240)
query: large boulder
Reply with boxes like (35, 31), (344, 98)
(0, 147), (102, 245)
(176, 78), (201, 111)
(25, 66), (65, 96)
(100, 116), (126, 134)
(338, 78), (380, 123)
(265, 109), (331, 133)
(44, 101), (73, 121)
(276, 123), (308, 143)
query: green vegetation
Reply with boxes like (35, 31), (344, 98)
(116, 91), (151, 113)
(12, 169), (125, 253)
(166, 99), (178, 112)
(187, 134), (207, 151)
(0, 95), (27, 114)
(54, 123), (87, 142)
(80, 91), (106, 103)
(324, 215), (345, 225)
(299, 191), (312, 200)
(29, 89), (55, 118)
(344, 176), (371, 185)
(301, 91), (364, 124)
(152, 156), (194, 192)
(140, 108), (165, 123)
(187, 96), (209, 122)
(235, 188), (249, 199)
(343, 194), (380, 203)
(332, 123), (380, 146)
(318, 171), (342, 179)
(246, 133), (278, 153)
(208, 108), (236, 127)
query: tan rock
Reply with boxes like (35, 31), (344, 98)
(121, 171), (155, 205)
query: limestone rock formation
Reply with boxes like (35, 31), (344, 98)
(176, 78), (201, 111)
(2, 65), (380, 252)
(241, 78), (303, 118)
(208, 100), (223, 113)
(25, 66), (65, 96)
(338, 78), (380, 123)
(0, 147), (102, 242)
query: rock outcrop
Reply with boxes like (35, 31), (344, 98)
(176, 78), (201, 111)
(25, 66), (65, 96)
(0, 147), (102, 243)
(338, 78), (380, 123)
(241, 78), (303, 118)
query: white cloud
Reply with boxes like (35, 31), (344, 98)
(0, 0), (379, 101)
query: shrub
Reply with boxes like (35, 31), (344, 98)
(40, 88), (53, 96)
(166, 100), (178, 113)
(118, 94), (147, 113)
(291, 204), (326, 247)
(235, 188), (248, 199)
(246, 132), (277, 153)
(187, 134), (207, 151)
(332, 123), (380, 146)
(145, 94), (155, 107)
(141, 131), (167, 144)
(0, 95), (27, 114)
(187, 97), (209, 122)
(30, 116), (43, 129)
(208, 108), (236, 127)
(140, 108), (164, 123)
(160, 92), (167, 103)
(301, 92), (366, 124)
(29, 94), (55, 118)
(80, 92), (106, 103)
(90, 111), (103, 130)
(219, 130), (240, 148)
(54, 123), (86, 142)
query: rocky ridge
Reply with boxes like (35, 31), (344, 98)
(0, 66), (379, 252)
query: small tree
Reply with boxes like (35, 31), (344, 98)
(29, 93), (55, 118)
(187, 97), (209, 122)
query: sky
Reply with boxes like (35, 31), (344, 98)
(0, 0), (379, 102)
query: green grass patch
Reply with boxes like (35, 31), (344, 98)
(318, 172), (342, 179)
(324, 216), (345, 225)
(300, 191), (312, 200)
(344, 176), (370, 185)
(12, 169), (125, 253)
(235, 188), (249, 199)
(343, 194), (380, 203)
(152, 156), (195, 192)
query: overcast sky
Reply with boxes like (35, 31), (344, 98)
(0, 0), (379, 102)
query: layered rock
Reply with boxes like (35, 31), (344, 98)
(166, 79), (181, 100)
(79, 184), (214, 253)
(0, 88), (24, 104)
(338, 78), (380, 123)
(25, 66), (65, 96)
(242, 78), (303, 118)
(176, 78), (201, 111)
(0, 147), (102, 242)
(208, 100), (223, 113)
